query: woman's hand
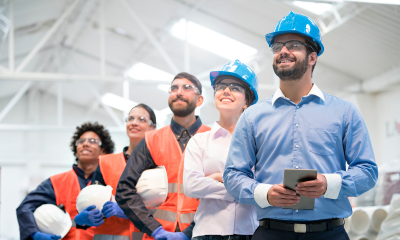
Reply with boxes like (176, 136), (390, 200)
(206, 173), (223, 183)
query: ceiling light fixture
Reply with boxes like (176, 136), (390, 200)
(101, 93), (138, 112)
(126, 62), (174, 81)
(170, 19), (258, 60)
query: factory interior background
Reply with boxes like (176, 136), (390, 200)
(1, 0), (400, 239)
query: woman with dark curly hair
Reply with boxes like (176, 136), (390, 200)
(75, 103), (156, 240)
(16, 122), (114, 240)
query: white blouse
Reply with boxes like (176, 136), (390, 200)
(183, 122), (258, 237)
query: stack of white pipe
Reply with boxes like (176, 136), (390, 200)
(347, 206), (390, 240)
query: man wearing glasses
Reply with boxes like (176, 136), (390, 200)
(223, 11), (377, 240)
(116, 72), (211, 240)
(17, 122), (115, 240)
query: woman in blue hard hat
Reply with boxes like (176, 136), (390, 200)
(183, 59), (258, 240)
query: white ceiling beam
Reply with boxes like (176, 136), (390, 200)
(0, 124), (125, 132)
(8, 0), (14, 72)
(15, 0), (81, 73)
(100, 0), (106, 76)
(0, 81), (32, 122)
(290, 0), (400, 5)
(343, 66), (400, 93)
(119, 0), (180, 73)
(86, 83), (124, 128)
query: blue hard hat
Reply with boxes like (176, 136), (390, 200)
(210, 59), (259, 105)
(265, 11), (324, 56)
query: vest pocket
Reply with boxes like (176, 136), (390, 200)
(308, 126), (338, 156)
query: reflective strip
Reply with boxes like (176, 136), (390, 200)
(93, 234), (130, 240)
(179, 184), (184, 194)
(71, 218), (76, 227)
(131, 232), (144, 240)
(154, 209), (178, 222)
(179, 213), (195, 224)
(168, 183), (178, 193)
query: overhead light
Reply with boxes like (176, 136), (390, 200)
(170, 19), (258, 60)
(101, 93), (138, 112)
(127, 62), (174, 81)
(157, 84), (170, 93)
(292, 1), (333, 15)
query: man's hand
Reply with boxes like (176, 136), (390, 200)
(206, 173), (223, 183)
(295, 174), (327, 198)
(267, 184), (300, 207)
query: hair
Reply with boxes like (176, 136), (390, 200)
(129, 103), (157, 127)
(214, 76), (255, 107)
(172, 72), (202, 95)
(70, 122), (115, 161)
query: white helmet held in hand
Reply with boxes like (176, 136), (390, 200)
(137, 166), (168, 207)
(76, 184), (113, 213)
(33, 204), (72, 237)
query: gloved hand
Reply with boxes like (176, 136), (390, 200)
(165, 232), (190, 240)
(31, 231), (61, 240)
(151, 226), (174, 240)
(74, 205), (104, 227)
(101, 201), (128, 219)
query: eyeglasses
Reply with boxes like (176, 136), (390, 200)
(168, 84), (199, 94)
(125, 115), (154, 126)
(270, 40), (315, 54)
(75, 138), (102, 146)
(214, 83), (245, 94)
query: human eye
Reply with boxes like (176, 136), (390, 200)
(183, 85), (192, 91)
(231, 86), (241, 92)
(272, 43), (283, 53)
(139, 117), (146, 122)
(88, 138), (96, 144)
(170, 85), (179, 91)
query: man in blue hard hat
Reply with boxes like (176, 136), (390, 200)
(223, 11), (377, 240)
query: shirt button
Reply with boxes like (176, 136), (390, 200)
(296, 124), (299, 127)
(296, 106), (299, 109)
(296, 145), (299, 148)
(296, 210), (298, 212)
(296, 166), (299, 169)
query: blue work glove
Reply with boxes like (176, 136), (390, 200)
(31, 231), (61, 240)
(166, 232), (190, 240)
(74, 205), (104, 227)
(151, 226), (174, 240)
(101, 201), (128, 219)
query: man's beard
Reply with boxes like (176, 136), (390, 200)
(273, 53), (309, 81)
(168, 97), (197, 117)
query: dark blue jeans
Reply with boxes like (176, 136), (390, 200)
(252, 225), (349, 240)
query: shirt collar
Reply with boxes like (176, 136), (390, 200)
(210, 121), (230, 139)
(271, 83), (325, 105)
(170, 116), (203, 139)
(72, 164), (93, 180)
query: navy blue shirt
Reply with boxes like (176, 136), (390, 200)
(16, 165), (93, 240)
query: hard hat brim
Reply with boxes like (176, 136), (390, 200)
(209, 71), (259, 105)
(265, 30), (324, 56)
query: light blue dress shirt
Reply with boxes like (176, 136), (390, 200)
(223, 85), (378, 221)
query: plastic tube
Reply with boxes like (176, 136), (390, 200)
(350, 206), (390, 235)
(344, 216), (351, 233)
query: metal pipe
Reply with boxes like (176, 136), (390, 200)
(100, 0), (106, 76)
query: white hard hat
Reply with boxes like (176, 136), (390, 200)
(76, 184), (113, 213)
(137, 166), (168, 208)
(33, 204), (72, 238)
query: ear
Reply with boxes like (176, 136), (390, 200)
(308, 52), (318, 67)
(196, 95), (204, 107)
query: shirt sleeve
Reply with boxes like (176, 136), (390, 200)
(91, 165), (106, 186)
(16, 178), (57, 240)
(115, 138), (162, 236)
(223, 112), (261, 207)
(183, 137), (235, 202)
(336, 103), (378, 199)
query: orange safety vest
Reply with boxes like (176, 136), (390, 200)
(145, 124), (210, 239)
(97, 152), (143, 240)
(50, 169), (95, 240)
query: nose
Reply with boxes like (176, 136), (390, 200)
(223, 87), (231, 94)
(280, 45), (291, 55)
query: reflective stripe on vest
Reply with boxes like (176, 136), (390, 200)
(97, 152), (137, 237)
(145, 124), (211, 236)
(50, 170), (95, 240)
(93, 235), (131, 240)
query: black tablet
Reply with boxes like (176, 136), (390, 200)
(283, 169), (318, 210)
